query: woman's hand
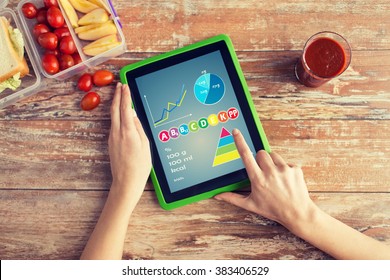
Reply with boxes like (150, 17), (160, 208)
(215, 129), (317, 232)
(81, 83), (152, 259)
(108, 83), (152, 202)
(215, 129), (390, 259)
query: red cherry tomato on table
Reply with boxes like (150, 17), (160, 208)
(81, 92), (101, 111)
(36, 8), (48, 24)
(33, 23), (50, 39)
(59, 54), (75, 70)
(22, 3), (38, 19)
(42, 54), (59, 75)
(93, 70), (114, 87)
(78, 73), (93, 92)
(47, 6), (64, 28)
(54, 27), (70, 40)
(59, 36), (76, 55)
(38, 32), (58, 50)
(44, 0), (58, 8)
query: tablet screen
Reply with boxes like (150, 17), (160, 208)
(122, 36), (269, 208)
(134, 49), (257, 194)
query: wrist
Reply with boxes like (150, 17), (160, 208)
(108, 182), (142, 211)
(284, 201), (322, 238)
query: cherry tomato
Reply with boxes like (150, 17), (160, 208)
(59, 36), (76, 55)
(78, 73), (93, 92)
(36, 8), (48, 24)
(72, 52), (82, 65)
(81, 92), (101, 111)
(59, 54), (75, 70)
(44, 48), (60, 57)
(22, 3), (38, 19)
(42, 53), (59, 75)
(44, 0), (58, 8)
(33, 23), (50, 39)
(53, 27), (70, 40)
(93, 70), (114, 87)
(47, 6), (64, 28)
(38, 32), (58, 50)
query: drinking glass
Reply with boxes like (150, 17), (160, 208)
(295, 31), (351, 87)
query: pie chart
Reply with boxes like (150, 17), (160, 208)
(194, 73), (225, 105)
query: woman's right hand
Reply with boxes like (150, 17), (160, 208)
(215, 129), (318, 233)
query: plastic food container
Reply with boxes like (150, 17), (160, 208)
(0, 0), (126, 109)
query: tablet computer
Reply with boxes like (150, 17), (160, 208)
(120, 34), (270, 210)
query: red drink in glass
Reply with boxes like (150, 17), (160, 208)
(295, 32), (351, 87)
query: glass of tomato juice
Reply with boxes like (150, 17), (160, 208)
(295, 31), (352, 87)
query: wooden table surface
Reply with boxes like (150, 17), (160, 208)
(1, 0), (390, 260)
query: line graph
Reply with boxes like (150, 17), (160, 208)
(144, 84), (191, 128)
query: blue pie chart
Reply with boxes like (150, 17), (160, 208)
(194, 73), (225, 105)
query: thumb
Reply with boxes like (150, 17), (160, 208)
(214, 192), (249, 210)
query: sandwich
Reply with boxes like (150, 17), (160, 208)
(0, 16), (29, 93)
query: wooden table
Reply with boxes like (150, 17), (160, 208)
(1, 0), (389, 260)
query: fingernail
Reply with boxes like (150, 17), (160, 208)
(117, 82), (122, 88)
(214, 195), (222, 201)
(232, 128), (240, 135)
